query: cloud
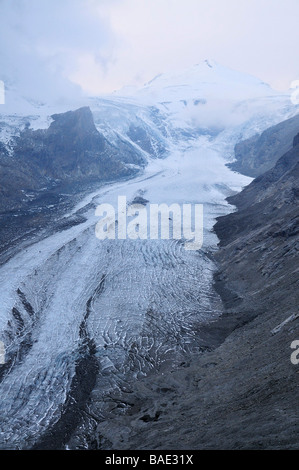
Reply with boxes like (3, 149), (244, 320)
(1, 0), (299, 99)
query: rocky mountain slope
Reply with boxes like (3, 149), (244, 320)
(229, 113), (299, 177)
(0, 106), (151, 258)
(0, 106), (145, 214)
(93, 127), (299, 450)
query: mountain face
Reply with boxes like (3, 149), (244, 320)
(91, 129), (299, 451)
(0, 106), (146, 213)
(116, 60), (296, 137)
(229, 113), (299, 177)
(216, 132), (299, 245)
(214, 129), (299, 319)
(119, 60), (277, 106)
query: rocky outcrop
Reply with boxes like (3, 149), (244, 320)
(0, 107), (145, 213)
(228, 113), (299, 177)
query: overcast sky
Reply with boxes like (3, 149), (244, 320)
(1, 0), (299, 98)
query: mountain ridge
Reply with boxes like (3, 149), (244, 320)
(0, 106), (145, 214)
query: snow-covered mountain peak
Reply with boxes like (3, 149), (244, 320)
(113, 61), (293, 133)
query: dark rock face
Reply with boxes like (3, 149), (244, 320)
(0, 107), (145, 213)
(205, 132), (299, 449)
(127, 125), (165, 158)
(13, 107), (124, 181)
(228, 113), (299, 177)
